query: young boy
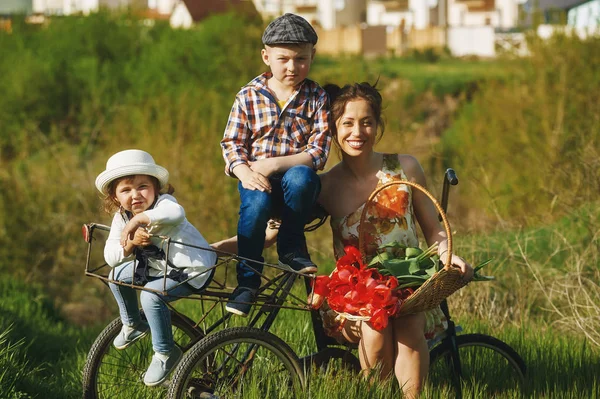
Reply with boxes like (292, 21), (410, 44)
(221, 13), (331, 316)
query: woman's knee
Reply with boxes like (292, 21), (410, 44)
(360, 323), (392, 356)
(393, 313), (427, 346)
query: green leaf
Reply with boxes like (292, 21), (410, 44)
(405, 247), (423, 258)
(473, 258), (493, 273)
(378, 241), (407, 250)
(382, 258), (413, 276)
(473, 274), (495, 281)
(399, 281), (424, 288)
(368, 251), (392, 267)
(408, 259), (421, 275)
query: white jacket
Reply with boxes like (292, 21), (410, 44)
(104, 194), (216, 289)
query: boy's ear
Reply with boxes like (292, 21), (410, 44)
(261, 48), (270, 66)
(311, 47), (316, 62)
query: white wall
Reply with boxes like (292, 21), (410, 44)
(568, 0), (600, 30)
(447, 0), (520, 29)
(149, 0), (176, 15)
(411, 0), (436, 29)
(496, 0), (519, 29)
(448, 25), (495, 56)
(318, 0), (335, 29)
(367, 3), (414, 29)
(169, 1), (192, 29)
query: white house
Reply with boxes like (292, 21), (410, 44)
(367, 0), (521, 31)
(567, 0), (599, 29)
(445, 0), (520, 30)
(251, 0), (368, 29)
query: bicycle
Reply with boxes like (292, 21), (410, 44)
(81, 168), (526, 399)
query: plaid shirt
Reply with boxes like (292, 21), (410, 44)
(221, 73), (331, 176)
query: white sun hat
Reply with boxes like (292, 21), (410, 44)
(95, 149), (169, 195)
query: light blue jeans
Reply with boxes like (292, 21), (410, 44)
(109, 262), (196, 354)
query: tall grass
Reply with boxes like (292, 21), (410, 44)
(440, 32), (600, 229)
(0, 277), (94, 398)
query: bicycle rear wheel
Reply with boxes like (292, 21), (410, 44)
(167, 327), (305, 399)
(82, 310), (202, 399)
(429, 333), (526, 397)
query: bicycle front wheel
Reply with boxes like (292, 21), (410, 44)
(429, 333), (526, 397)
(82, 310), (202, 399)
(167, 327), (305, 399)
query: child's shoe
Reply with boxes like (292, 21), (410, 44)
(279, 250), (317, 274)
(225, 286), (257, 317)
(113, 321), (149, 350)
(143, 346), (183, 387)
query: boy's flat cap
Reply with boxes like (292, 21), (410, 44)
(262, 13), (318, 45)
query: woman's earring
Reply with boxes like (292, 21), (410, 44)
(119, 205), (124, 214)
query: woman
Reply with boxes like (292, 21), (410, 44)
(213, 82), (473, 398)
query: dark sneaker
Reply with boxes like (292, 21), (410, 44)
(143, 345), (183, 387)
(278, 252), (318, 274)
(113, 321), (149, 350)
(225, 286), (257, 317)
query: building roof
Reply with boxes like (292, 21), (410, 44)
(382, 0), (410, 12)
(181, 0), (258, 22)
(456, 0), (496, 12)
(523, 0), (585, 11)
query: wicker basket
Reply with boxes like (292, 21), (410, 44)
(357, 180), (469, 317)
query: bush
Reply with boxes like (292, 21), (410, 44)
(440, 32), (600, 228)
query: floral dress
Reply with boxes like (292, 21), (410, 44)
(322, 154), (447, 341)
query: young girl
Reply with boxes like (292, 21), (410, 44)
(95, 149), (216, 387)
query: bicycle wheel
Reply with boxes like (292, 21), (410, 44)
(167, 327), (305, 399)
(82, 310), (202, 399)
(429, 333), (526, 397)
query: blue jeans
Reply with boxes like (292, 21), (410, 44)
(237, 165), (320, 289)
(109, 262), (197, 354)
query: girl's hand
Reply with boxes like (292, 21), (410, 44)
(120, 220), (144, 248)
(130, 228), (151, 247)
(441, 253), (474, 281)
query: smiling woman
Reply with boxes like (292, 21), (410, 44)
(313, 82), (474, 399)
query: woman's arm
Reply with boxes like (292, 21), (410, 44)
(210, 222), (279, 256)
(400, 155), (473, 280)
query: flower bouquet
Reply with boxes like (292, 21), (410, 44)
(313, 243), (493, 331)
(313, 246), (412, 330)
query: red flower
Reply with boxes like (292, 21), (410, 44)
(369, 308), (390, 330)
(313, 275), (331, 296)
(317, 245), (407, 331)
(337, 246), (363, 268)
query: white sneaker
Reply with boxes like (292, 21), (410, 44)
(143, 346), (183, 387)
(113, 321), (149, 350)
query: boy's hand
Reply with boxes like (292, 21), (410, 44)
(249, 158), (279, 177)
(233, 164), (272, 192)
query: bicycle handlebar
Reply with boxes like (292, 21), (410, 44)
(439, 168), (458, 221)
